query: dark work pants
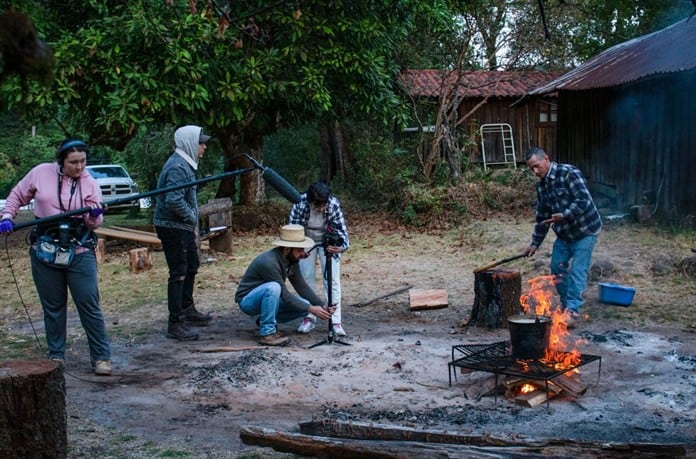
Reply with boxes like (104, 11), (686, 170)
(155, 226), (200, 323)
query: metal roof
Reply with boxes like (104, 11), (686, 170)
(531, 17), (696, 94)
(401, 70), (561, 98)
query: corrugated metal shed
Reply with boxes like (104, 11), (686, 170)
(532, 17), (696, 94)
(402, 70), (561, 98)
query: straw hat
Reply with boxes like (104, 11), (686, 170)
(272, 224), (315, 249)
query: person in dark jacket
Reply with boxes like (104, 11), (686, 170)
(154, 125), (212, 341)
(524, 147), (602, 328)
(235, 224), (335, 346)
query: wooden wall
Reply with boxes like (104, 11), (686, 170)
(459, 97), (557, 166)
(555, 69), (696, 219)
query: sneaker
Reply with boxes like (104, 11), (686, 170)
(297, 317), (316, 333)
(49, 358), (65, 369)
(181, 305), (212, 326)
(93, 360), (112, 376)
(166, 322), (200, 341)
(333, 323), (347, 336)
(259, 332), (291, 347)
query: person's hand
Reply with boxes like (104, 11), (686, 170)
(542, 213), (563, 225)
(310, 305), (335, 320)
(524, 245), (537, 257)
(0, 219), (14, 234)
(88, 205), (105, 218)
(326, 245), (343, 254)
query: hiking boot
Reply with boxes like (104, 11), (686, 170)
(565, 312), (581, 330)
(49, 357), (65, 369)
(259, 332), (290, 347)
(333, 323), (347, 336)
(297, 317), (316, 333)
(167, 322), (200, 341)
(181, 304), (212, 326)
(93, 360), (113, 376)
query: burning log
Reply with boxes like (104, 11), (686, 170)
(466, 268), (521, 328)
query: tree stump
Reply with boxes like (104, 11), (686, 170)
(467, 268), (522, 328)
(0, 360), (67, 458)
(129, 247), (153, 273)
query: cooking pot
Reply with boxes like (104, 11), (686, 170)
(508, 314), (551, 360)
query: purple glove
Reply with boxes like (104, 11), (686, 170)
(89, 207), (105, 218)
(0, 219), (14, 233)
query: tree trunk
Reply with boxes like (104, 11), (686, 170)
(467, 268), (522, 329)
(320, 122), (348, 182)
(0, 360), (67, 458)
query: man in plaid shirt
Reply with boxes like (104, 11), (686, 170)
(289, 182), (350, 336)
(524, 147), (602, 327)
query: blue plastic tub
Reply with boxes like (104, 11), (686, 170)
(598, 282), (636, 306)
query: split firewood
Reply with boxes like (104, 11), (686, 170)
(514, 389), (557, 408)
(551, 373), (588, 397)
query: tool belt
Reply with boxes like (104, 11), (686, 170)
(29, 219), (97, 267)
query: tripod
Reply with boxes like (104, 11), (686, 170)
(309, 245), (350, 348)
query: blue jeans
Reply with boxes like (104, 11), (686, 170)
(299, 248), (342, 323)
(551, 234), (598, 313)
(155, 226), (199, 323)
(30, 248), (111, 362)
(238, 282), (307, 336)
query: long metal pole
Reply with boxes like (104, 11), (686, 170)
(13, 167), (254, 231)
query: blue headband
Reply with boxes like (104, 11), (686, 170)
(59, 139), (88, 154)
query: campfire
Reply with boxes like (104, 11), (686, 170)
(449, 275), (601, 408)
(519, 275), (583, 369)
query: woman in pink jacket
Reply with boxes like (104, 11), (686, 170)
(0, 138), (113, 375)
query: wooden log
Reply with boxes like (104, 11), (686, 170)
(95, 238), (106, 264)
(297, 419), (690, 457)
(550, 373), (588, 397)
(409, 289), (448, 311)
(240, 426), (541, 459)
(209, 231), (234, 253)
(129, 247), (153, 273)
(199, 198), (233, 220)
(514, 389), (557, 408)
(467, 267), (521, 329)
(0, 360), (67, 459)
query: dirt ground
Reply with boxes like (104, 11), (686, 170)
(2, 207), (696, 458)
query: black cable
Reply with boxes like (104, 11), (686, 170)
(2, 233), (112, 383)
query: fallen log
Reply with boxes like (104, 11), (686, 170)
(350, 285), (412, 308)
(240, 425), (544, 458)
(297, 420), (689, 457)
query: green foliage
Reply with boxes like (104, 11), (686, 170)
(263, 124), (321, 194)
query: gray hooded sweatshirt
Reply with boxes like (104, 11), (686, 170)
(153, 125), (203, 232)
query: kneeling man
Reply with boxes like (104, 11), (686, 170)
(235, 224), (335, 346)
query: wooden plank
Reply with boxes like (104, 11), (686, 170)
(409, 289), (448, 311)
(94, 227), (161, 246)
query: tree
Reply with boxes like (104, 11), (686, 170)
(2, 0), (447, 204)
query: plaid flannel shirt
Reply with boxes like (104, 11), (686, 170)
(532, 162), (602, 248)
(289, 193), (350, 253)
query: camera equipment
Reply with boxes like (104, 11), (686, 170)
(322, 232), (344, 248)
(309, 242), (350, 348)
(13, 156), (299, 232)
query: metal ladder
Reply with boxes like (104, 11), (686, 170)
(480, 123), (516, 170)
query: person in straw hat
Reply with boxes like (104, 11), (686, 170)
(235, 224), (335, 346)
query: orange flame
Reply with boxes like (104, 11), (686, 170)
(518, 383), (537, 394)
(519, 275), (585, 369)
